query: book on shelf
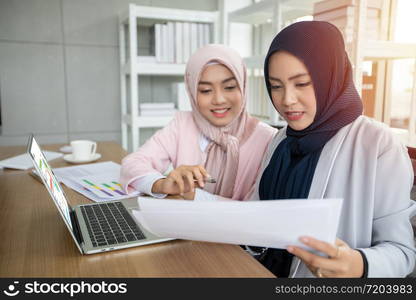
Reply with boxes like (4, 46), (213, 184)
(252, 23), (274, 56)
(253, 25), (261, 56)
(167, 22), (175, 63)
(198, 23), (204, 51)
(161, 23), (169, 63)
(324, 15), (380, 31)
(175, 22), (183, 64)
(203, 23), (210, 46)
(339, 27), (380, 42)
(313, 5), (379, 21)
(190, 23), (198, 57)
(155, 24), (162, 62)
(182, 22), (191, 63)
(173, 82), (191, 111)
(313, 0), (383, 15)
(151, 21), (211, 64)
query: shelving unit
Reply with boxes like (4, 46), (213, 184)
(314, 0), (416, 146)
(226, 0), (321, 127)
(119, 4), (219, 151)
(226, 0), (416, 146)
(228, 0), (316, 27)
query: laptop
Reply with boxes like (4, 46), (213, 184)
(27, 134), (173, 254)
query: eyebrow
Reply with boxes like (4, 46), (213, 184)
(269, 73), (309, 82)
(198, 77), (237, 85)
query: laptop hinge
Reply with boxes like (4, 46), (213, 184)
(70, 209), (84, 245)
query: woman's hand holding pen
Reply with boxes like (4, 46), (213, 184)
(151, 165), (212, 197)
(287, 237), (364, 278)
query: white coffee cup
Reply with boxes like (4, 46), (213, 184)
(70, 140), (97, 161)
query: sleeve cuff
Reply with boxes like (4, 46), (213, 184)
(130, 173), (168, 198)
(356, 249), (369, 278)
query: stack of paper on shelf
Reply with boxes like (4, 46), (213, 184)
(139, 102), (176, 116)
(313, 0), (383, 43)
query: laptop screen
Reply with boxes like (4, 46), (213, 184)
(28, 135), (73, 231)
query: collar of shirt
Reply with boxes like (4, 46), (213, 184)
(200, 134), (210, 152)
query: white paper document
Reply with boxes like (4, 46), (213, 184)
(0, 151), (63, 170)
(132, 197), (343, 250)
(52, 161), (139, 202)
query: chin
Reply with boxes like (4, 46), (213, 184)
(210, 118), (232, 127)
(288, 122), (307, 131)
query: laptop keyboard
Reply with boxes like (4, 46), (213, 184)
(80, 202), (145, 248)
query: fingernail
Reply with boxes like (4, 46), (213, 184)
(287, 246), (294, 253)
(300, 237), (309, 243)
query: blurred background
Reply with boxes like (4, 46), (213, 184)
(0, 0), (415, 152)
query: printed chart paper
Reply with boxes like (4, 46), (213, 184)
(52, 161), (139, 202)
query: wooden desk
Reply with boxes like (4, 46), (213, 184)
(0, 142), (274, 278)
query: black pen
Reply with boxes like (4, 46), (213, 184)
(193, 176), (216, 183)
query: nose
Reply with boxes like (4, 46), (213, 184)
(212, 89), (227, 105)
(282, 87), (297, 106)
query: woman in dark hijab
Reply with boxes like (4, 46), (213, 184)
(256, 21), (416, 277)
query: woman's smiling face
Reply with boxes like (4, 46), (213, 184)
(268, 50), (317, 131)
(197, 64), (242, 127)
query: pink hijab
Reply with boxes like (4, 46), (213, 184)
(185, 44), (259, 198)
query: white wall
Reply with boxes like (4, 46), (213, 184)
(0, 0), (218, 147)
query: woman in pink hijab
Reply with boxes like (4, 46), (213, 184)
(120, 44), (276, 200)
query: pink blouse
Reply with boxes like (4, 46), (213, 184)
(120, 112), (277, 200)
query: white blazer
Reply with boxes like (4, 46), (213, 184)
(251, 116), (416, 277)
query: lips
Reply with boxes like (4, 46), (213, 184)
(285, 111), (304, 121)
(211, 108), (230, 118)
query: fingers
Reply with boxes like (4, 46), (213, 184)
(167, 165), (213, 196)
(168, 172), (185, 195)
(335, 238), (347, 248)
(287, 246), (338, 272)
(192, 168), (205, 188)
(299, 236), (340, 258)
(184, 171), (195, 192)
(198, 165), (210, 179)
(287, 236), (354, 277)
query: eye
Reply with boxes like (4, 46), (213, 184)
(270, 85), (282, 90)
(296, 82), (311, 88)
(225, 85), (237, 91)
(199, 89), (212, 94)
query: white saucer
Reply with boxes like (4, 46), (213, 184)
(59, 145), (72, 153)
(63, 153), (101, 164)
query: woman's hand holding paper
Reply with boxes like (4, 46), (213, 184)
(287, 236), (364, 278)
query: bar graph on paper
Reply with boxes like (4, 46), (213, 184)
(76, 177), (129, 199)
(81, 179), (127, 198)
(52, 161), (140, 203)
